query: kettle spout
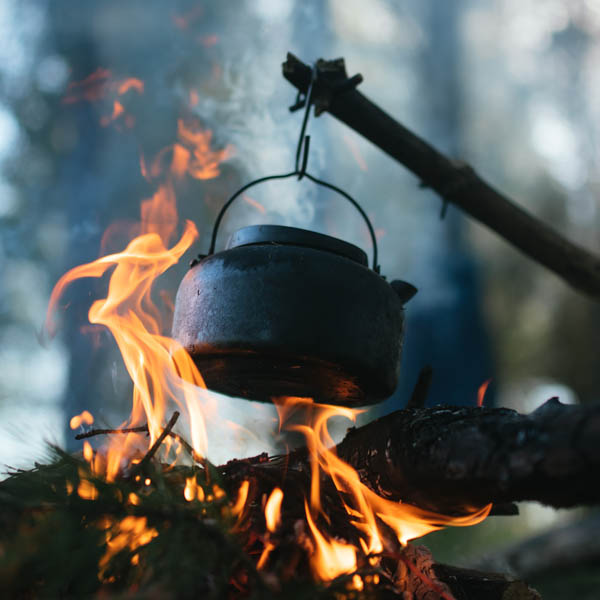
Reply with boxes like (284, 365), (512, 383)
(390, 280), (418, 304)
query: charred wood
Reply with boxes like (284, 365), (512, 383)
(282, 53), (600, 300)
(433, 563), (541, 600)
(223, 398), (599, 516)
(334, 398), (600, 514)
(385, 545), (540, 600)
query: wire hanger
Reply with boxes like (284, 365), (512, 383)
(207, 63), (379, 273)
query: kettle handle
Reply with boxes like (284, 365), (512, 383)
(208, 170), (380, 272)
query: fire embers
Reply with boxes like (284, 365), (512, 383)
(196, 397), (490, 594)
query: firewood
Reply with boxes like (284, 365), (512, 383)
(237, 397), (598, 515)
(433, 563), (541, 600)
(333, 398), (600, 514)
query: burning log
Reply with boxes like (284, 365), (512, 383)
(0, 443), (539, 600)
(384, 545), (540, 600)
(432, 562), (541, 600)
(282, 53), (600, 300)
(232, 397), (600, 516)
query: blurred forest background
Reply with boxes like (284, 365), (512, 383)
(1, 1), (599, 596)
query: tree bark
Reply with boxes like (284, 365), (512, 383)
(282, 53), (600, 300)
(222, 398), (600, 517)
(334, 398), (600, 514)
(433, 563), (541, 600)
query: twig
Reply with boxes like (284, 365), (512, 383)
(75, 421), (200, 461)
(75, 426), (148, 440)
(130, 411), (180, 476)
(406, 365), (433, 409)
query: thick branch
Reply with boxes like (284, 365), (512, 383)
(334, 398), (600, 513)
(282, 53), (600, 299)
(433, 563), (541, 600)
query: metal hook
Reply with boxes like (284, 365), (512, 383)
(206, 63), (380, 272)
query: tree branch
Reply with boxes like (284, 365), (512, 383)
(282, 53), (600, 299)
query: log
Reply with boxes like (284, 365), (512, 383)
(334, 398), (600, 514)
(433, 563), (541, 600)
(222, 398), (599, 517)
(282, 53), (600, 300)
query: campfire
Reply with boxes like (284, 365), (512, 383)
(2, 53), (600, 600)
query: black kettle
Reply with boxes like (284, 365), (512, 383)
(172, 221), (416, 406)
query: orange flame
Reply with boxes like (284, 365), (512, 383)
(99, 516), (158, 579)
(184, 476), (206, 502)
(83, 441), (94, 462)
(276, 397), (491, 581)
(305, 500), (357, 581)
(477, 378), (492, 407)
(264, 487), (283, 533)
(243, 194), (266, 214)
(62, 67), (112, 104)
(47, 98), (233, 486)
(70, 410), (94, 429)
(231, 480), (250, 518)
(63, 70), (144, 129)
(117, 78), (144, 95)
(175, 119), (234, 180)
(256, 541), (275, 570)
(52, 64), (492, 585)
(77, 480), (97, 500)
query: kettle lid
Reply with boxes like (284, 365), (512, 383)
(226, 225), (368, 267)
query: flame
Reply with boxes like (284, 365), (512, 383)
(352, 574), (364, 591)
(231, 480), (250, 518)
(477, 378), (491, 407)
(51, 63), (492, 586)
(100, 100), (125, 127)
(184, 476), (205, 502)
(99, 516), (158, 579)
(264, 487), (283, 533)
(70, 410), (94, 429)
(243, 194), (266, 214)
(276, 397), (491, 581)
(48, 96), (233, 487)
(175, 119), (234, 180)
(83, 441), (94, 462)
(118, 78), (144, 95)
(77, 471), (98, 501)
(62, 67), (112, 104)
(257, 541), (275, 570)
(63, 69), (144, 129)
(305, 501), (357, 581)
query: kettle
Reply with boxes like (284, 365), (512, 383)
(172, 220), (416, 406)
